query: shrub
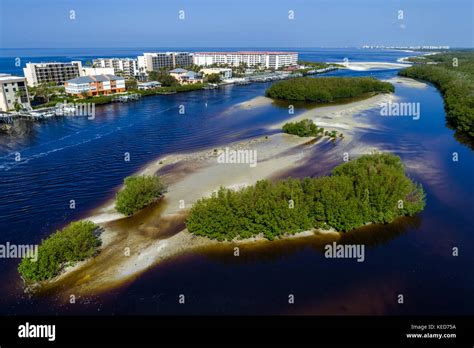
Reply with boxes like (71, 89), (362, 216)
(18, 220), (101, 282)
(115, 175), (166, 216)
(282, 119), (324, 137)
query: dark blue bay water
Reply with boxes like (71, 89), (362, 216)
(0, 48), (472, 315)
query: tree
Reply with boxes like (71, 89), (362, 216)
(148, 71), (178, 87)
(18, 220), (101, 282)
(205, 73), (221, 84)
(13, 101), (22, 112)
(115, 175), (166, 216)
(31, 83), (56, 103)
(125, 79), (138, 90)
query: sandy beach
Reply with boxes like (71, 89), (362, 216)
(36, 79), (420, 297)
(342, 61), (412, 71)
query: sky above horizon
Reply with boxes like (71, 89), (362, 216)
(0, 0), (472, 48)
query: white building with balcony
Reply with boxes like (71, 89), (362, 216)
(0, 74), (31, 111)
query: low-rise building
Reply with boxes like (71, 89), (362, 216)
(200, 67), (232, 80)
(137, 81), (162, 90)
(169, 68), (203, 85)
(23, 61), (82, 86)
(65, 75), (126, 97)
(0, 74), (31, 111)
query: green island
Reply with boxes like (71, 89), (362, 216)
(265, 77), (394, 103)
(186, 153), (425, 241)
(399, 51), (474, 142)
(282, 118), (342, 139)
(115, 175), (166, 216)
(283, 119), (325, 137)
(17, 176), (166, 282)
(18, 220), (101, 282)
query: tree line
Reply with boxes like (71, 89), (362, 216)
(399, 51), (474, 142)
(265, 77), (394, 103)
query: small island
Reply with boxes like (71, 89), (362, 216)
(186, 153), (425, 241)
(18, 220), (102, 282)
(18, 175), (166, 283)
(265, 76), (394, 103)
(115, 175), (166, 216)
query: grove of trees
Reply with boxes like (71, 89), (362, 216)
(265, 77), (394, 103)
(115, 175), (166, 216)
(186, 153), (425, 241)
(399, 51), (474, 140)
(282, 119), (325, 137)
(18, 220), (101, 281)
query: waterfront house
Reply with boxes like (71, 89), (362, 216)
(200, 67), (232, 80)
(65, 74), (126, 97)
(169, 68), (203, 85)
(137, 81), (162, 90)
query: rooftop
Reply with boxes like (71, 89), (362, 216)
(0, 74), (26, 82)
(169, 68), (188, 74)
(194, 51), (298, 55)
(66, 74), (124, 84)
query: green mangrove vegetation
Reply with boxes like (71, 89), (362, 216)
(282, 119), (325, 137)
(399, 51), (474, 141)
(115, 175), (166, 216)
(186, 153), (425, 241)
(18, 220), (101, 282)
(265, 77), (394, 103)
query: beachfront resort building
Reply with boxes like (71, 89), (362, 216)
(137, 52), (193, 72)
(0, 74), (31, 111)
(92, 58), (140, 78)
(23, 61), (82, 86)
(193, 52), (298, 69)
(169, 68), (203, 85)
(200, 67), (232, 80)
(65, 75), (126, 97)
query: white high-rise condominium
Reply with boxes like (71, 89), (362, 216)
(137, 52), (193, 72)
(192, 51), (298, 69)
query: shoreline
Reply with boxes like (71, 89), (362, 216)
(30, 77), (420, 297)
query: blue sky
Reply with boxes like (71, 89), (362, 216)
(1, 0), (472, 48)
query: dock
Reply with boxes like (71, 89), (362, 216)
(112, 93), (141, 103)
